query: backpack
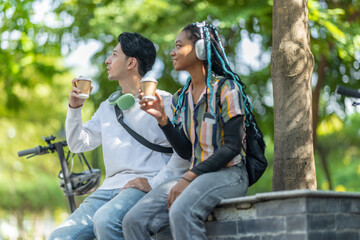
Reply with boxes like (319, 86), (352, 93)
(215, 77), (267, 186)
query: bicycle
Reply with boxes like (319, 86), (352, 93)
(17, 135), (101, 213)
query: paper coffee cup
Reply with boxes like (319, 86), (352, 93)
(140, 77), (158, 101)
(77, 76), (92, 99)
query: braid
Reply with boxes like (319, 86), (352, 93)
(204, 26), (216, 118)
(205, 23), (261, 137)
(172, 76), (191, 125)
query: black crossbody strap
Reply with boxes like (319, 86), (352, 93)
(114, 105), (173, 154)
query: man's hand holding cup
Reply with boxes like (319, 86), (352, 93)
(69, 76), (93, 108)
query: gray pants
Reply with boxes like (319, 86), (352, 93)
(123, 164), (248, 240)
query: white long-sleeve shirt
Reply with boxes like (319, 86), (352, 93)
(65, 89), (190, 190)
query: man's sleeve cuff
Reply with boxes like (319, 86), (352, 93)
(67, 104), (83, 119)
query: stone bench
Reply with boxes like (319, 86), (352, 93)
(155, 189), (360, 240)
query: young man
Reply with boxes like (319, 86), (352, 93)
(49, 32), (189, 240)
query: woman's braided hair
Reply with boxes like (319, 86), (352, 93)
(172, 22), (262, 137)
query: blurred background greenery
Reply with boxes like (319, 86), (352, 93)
(1, 0), (360, 239)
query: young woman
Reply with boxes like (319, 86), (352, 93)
(123, 22), (256, 240)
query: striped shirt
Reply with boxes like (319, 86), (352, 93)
(172, 74), (246, 170)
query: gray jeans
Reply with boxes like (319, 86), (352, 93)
(123, 164), (248, 240)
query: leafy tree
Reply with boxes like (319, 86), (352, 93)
(0, 0), (98, 237)
(309, 0), (360, 189)
(316, 112), (360, 192)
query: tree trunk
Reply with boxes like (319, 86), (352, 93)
(271, 0), (317, 190)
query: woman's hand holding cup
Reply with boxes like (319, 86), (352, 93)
(139, 90), (168, 126)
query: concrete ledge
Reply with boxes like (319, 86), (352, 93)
(219, 189), (360, 206)
(155, 190), (360, 240)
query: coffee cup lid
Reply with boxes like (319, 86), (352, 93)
(77, 76), (92, 82)
(78, 93), (89, 99)
(140, 76), (157, 83)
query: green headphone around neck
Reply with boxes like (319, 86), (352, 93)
(108, 91), (136, 110)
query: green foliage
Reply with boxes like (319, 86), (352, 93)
(53, 0), (273, 108)
(0, 171), (66, 211)
(309, 0), (360, 107)
(0, 0), (101, 223)
(1, 0), (360, 237)
(316, 113), (360, 192)
(307, 0), (360, 190)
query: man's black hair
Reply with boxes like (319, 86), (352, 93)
(118, 32), (156, 77)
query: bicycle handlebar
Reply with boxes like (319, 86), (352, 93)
(17, 146), (43, 157)
(17, 135), (67, 158)
(336, 85), (360, 99)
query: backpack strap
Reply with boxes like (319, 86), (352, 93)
(114, 105), (174, 154)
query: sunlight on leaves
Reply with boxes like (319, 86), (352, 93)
(343, 153), (351, 166)
(321, 20), (345, 44)
(354, 35), (360, 50)
(196, 2), (209, 11)
(335, 185), (346, 192)
(13, 84), (31, 100)
(327, 8), (345, 16)
(10, 63), (20, 74)
(343, 146), (359, 166)
(20, 54), (35, 66)
(21, 34), (35, 52)
(7, 126), (16, 139)
(317, 114), (343, 136)
(34, 84), (51, 98)
(321, 181), (329, 190)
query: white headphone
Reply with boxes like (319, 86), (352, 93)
(195, 21), (207, 60)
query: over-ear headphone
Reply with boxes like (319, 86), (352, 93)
(195, 21), (207, 60)
(108, 91), (136, 110)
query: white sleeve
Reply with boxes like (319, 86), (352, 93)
(65, 105), (102, 153)
(148, 90), (190, 189)
(148, 151), (190, 189)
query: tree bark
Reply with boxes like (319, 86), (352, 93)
(271, 0), (317, 190)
